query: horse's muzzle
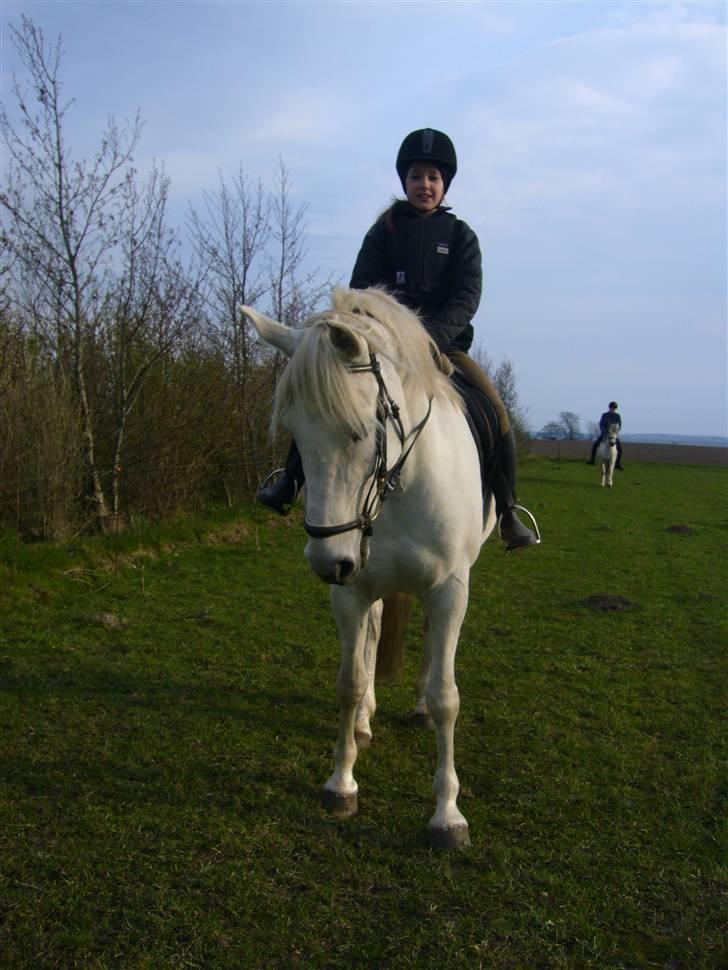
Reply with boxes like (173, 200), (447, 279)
(305, 542), (359, 585)
(324, 558), (358, 586)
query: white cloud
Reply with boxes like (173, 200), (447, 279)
(242, 94), (340, 147)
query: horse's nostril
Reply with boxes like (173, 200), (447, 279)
(336, 559), (356, 582)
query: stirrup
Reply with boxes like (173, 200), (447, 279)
(499, 503), (542, 551)
(513, 503), (541, 544)
(257, 466), (301, 516)
(260, 467), (286, 490)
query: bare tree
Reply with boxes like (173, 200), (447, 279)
(268, 158), (332, 327)
(188, 168), (272, 491)
(538, 421), (568, 439)
(188, 166), (270, 369)
(559, 410), (581, 440)
(491, 358), (524, 422)
(0, 17), (201, 530)
(0, 16), (141, 527)
(493, 357), (531, 450)
(104, 165), (200, 524)
(259, 159), (335, 482)
(469, 345), (531, 450)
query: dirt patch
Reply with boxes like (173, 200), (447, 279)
(666, 524), (696, 535)
(203, 522), (251, 544)
(582, 594), (635, 612)
(100, 547), (160, 571)
(87, 611), (127, 630)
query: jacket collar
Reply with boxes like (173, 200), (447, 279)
(392, 200), (453, 219)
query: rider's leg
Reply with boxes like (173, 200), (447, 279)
(587, 435), (601, 464)
(256, 440), (305, 515)
(492, 429), (541, 550)
(447, 352), (539, 551)
(616, 438), (625, 470)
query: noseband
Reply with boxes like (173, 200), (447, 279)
(303, 353), (432, 540)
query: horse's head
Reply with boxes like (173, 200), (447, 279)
(605, 422), (619, 444)
(242, 290), (421, 585)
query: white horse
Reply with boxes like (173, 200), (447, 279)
(598, 423), (619, 487)
(242, 287), (499, 849)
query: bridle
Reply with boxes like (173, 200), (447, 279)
(303, 352), (432, 541)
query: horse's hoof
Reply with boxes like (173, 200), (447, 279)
(355, 730), (372, 749)
(410, 711), (435, 730)
(321, 787), (358, 818)
(428, 823), (471, 850)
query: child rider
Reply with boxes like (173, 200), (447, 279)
(257, 127), (539, 552)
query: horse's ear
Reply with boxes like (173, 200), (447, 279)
(240, 305), (303, 358)
(328, 323), (365, 361)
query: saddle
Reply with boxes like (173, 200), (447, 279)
(450, 370), (501, 510)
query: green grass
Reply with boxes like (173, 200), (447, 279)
(0, 459), (726, 968)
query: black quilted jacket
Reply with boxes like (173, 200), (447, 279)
(349, 201), (482, 353)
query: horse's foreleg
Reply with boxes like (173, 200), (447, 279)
(321, 586), (372, 817)
(422, 575), (471, 849)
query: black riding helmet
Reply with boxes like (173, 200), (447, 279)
(396, 128), (457, 194)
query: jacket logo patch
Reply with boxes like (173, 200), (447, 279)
(396, 271), (406, 284)
(437, 243), (449, 255)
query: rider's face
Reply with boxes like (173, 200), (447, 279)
(405, 163), (445, 214)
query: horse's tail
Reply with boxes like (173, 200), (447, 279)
(375, 593), (412, 684)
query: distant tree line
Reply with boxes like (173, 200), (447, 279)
(0, 16), (531, 541)
(538, 412), (601, 441)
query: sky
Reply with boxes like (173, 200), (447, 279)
(1, 0), (726, 438)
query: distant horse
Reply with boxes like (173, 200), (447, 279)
(241, 287), (499, 848)
(598, 423), (619, 487)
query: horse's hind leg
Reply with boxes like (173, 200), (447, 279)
(321, 586), (372, 817)
(354, 599), (382, 749)
(422, 575), (471, 850)
(412, 618), (434, 729)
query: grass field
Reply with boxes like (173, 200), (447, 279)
(1, 458), (726, 968)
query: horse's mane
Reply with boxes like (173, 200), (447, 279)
(272, 287), (462, 437)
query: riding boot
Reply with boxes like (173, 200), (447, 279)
(587, 438), (599, 464)
(256, 441), (305, 515)
(615, 440), (625, 470)
(493, 430), (540, 552)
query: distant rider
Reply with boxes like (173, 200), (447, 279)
(588, 401), (624, 469)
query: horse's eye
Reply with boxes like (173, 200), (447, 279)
(352, 433), (362, 443)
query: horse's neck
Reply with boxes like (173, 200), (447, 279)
(401, 390), (472, 486)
